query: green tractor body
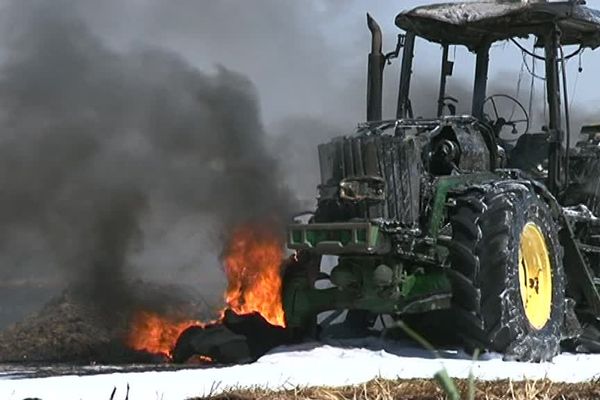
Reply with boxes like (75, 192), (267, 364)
(282, 1), (600, 362)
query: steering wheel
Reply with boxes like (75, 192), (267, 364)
(483, 94), (530, 138)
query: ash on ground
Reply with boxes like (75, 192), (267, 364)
(0, 282), (212, 364)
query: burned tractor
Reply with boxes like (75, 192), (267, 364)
(174, 1), (600, 364)
(283, 1), (600, 362)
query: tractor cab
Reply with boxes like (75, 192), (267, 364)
(383, 0), (600, 195)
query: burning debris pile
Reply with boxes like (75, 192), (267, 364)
(126, 223), (291, 364)
(0, 283), (212, 363)
(0, 222), (292, 364)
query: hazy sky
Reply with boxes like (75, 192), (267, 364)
(22, 0), (596, 131)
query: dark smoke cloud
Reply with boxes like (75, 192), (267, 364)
(62, 0), (353, 127)
(272, 117), (342, 209)
(0, 1), (295, 317)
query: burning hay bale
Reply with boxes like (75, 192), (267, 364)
(0, 282), (212, 364)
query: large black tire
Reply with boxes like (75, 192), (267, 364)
(172, 324), (251, 364)
(447, 182), (565, 361)
(172, 311), (292, 364)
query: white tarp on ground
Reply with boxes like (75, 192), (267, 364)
(1, 339), (600, 400)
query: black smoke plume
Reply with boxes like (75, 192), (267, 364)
(0, 1), (295, 321)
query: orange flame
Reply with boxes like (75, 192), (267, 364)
(126, 222), (286, 357)
(126, 311), (204, 358)
(222, 224), (286, 327)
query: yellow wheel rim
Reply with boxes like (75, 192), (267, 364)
(518, 222), (552, 330)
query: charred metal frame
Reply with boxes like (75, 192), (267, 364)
(471, 42), (491, 120)
(544, 27), (564, 195)
(396, 31), (415, 119)
(437, 44), (451, 117)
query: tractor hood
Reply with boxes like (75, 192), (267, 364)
(313, 117), (493, 228)
(396, 1), (600, 50)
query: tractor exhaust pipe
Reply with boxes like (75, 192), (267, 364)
(367, 14), (384, 122)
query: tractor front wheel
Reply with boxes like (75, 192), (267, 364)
(447, 183), (565, 361)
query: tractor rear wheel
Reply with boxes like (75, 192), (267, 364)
(447, 182), (565, 361)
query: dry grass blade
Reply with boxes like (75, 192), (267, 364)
(192, 378), (600, 400)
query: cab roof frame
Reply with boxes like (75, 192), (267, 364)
(395, 1), (600, 50)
